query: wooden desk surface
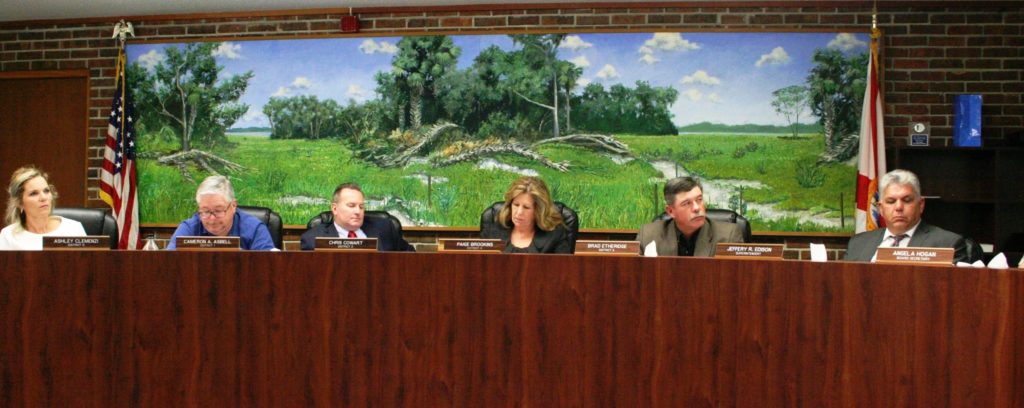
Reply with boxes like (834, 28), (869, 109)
(2, 251), (1021, 407)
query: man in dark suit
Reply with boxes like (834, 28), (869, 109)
(636, 176), (745, 257)
(300, 183), (414, 251)
(844, 169), (967, 262)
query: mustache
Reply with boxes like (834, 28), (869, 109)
(690, 212), (705, 220)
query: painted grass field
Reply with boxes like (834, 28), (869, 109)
(138, 133), (855, 231)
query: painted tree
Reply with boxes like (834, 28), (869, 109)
(806, 48), (867, 157)
(771, 85), (809, 138)
(389, 36), (461, 129)
(508, 34), (568, 140)
(130, 43), (253, 178)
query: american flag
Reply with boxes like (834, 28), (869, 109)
(99, 48), (141, 249)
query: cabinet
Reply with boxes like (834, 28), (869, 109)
(889, 147), (1024, 252)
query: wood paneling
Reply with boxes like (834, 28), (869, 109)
(0, 71), (89, 207)
(1, 252), (1021, 406)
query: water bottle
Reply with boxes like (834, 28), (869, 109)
(143, 234), (159, 250)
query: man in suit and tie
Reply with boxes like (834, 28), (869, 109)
(844, 169), (967, 262)
(300, 183), (414, 251)
(636, 176), (745, 257)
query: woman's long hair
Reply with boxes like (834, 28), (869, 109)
(496, 176), (563, 232)
(5, 165), (57, 227)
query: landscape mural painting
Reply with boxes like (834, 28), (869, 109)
(126, 31), (871, 231)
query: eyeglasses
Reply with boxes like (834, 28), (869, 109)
(198, 208), (230, 219)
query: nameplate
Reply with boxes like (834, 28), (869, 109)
(715, 243), (784, 259)
(574, 240), (640, 256)
(437, 238), (505, 253)
(42, 236), (110, 251)
(876, 247), (954, 265)
(175, 236), (240, 251)
(315, 237), (378, 252)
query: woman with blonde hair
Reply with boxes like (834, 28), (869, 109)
(481, 176), (571, 254)
(1, 165), (86, 250)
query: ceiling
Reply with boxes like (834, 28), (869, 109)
(0, 0), (997, 23)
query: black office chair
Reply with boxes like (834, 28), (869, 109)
(52, 207), (119, 249)
(306, 210), (405, 240)
(654, 208), (752, 243)
(480, 201), (580, 250)
(237, 205), (283, 250)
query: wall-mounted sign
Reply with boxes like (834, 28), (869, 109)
(909, 121), (930, 146)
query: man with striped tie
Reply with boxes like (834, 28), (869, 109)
(844, 169), (968, 263)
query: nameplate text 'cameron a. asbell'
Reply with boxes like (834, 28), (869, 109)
(175, 236), (241, 251)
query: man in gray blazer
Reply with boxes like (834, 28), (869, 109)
(844, 169), (967, 262)
(636, 176), (745, 257)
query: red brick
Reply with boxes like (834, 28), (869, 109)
(984, 47), (1019, 58)
(930, 14), (966, 24)
(280, 22), (308, 31)
(373, 18), (407, 29)
(474, 17), (506, 27)
(540, 16), (574, 25)
(892, 58), (927, 69)
(928, 37), (964, 47)
(612, 15), (645, 25)
(784, 14), (817, 24)
(16, 51), (43, 60)
(684, 14), (717, 24)
(441, 17), (472, 27)
(820, 14), (855, 24)
(18, 32), (44, 41)
(930, 59), (964, 69)
(45, 30), (71, 40)
(907, 93), (944, 104)
(648, 14), (681, 24)
(909, 25), (945, 35)
(508, 16), (539, 26)
(965, 59), (1001, 69)
(309, 21), (338, 31)
(576, 16), (609, 25)
(750, 15), (783, 25)
(945, 48), (981, 58)
(186, 25), (217, 35)
(406, 18), (438, 28)
(160, 26), (186, 35)
(893, 13), (928, 23)
(720, 15), (747, 25)
(894, 82), (929, 92)
(908, 48), (943, 58)
(967, 36), (1003, 46)
(215, 24), (245, 33)
(43, 50), (69, 59)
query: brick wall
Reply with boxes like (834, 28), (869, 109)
(2, 3), (1022, 255)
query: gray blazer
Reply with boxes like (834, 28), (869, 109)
(636, 218), (745, 257)
(843, 221), (967, 263)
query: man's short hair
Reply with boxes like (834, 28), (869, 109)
(879, 169), (921, 197)
(332, 182), (362, 203)
(195, 175), (235, 203)
(663, 177), (703, 206)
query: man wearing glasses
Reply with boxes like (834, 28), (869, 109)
(844, 169), (968, 262)
(166, 175), (275, 250)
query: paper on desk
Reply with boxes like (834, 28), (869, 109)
(956, 260), (985, 268)
(809, 243), (828, 262)
(643, 241), (658, 257)
(987, 252), (1009, 269)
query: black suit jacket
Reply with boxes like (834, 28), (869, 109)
(480, 223), (572, 254)
(300, 216), (414, 251)
(843, 221), (967, 263)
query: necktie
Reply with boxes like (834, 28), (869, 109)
(347, 230), (357, 238)
(890, 234), (908, 247)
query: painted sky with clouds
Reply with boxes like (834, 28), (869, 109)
(127, 31), (869, 129)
